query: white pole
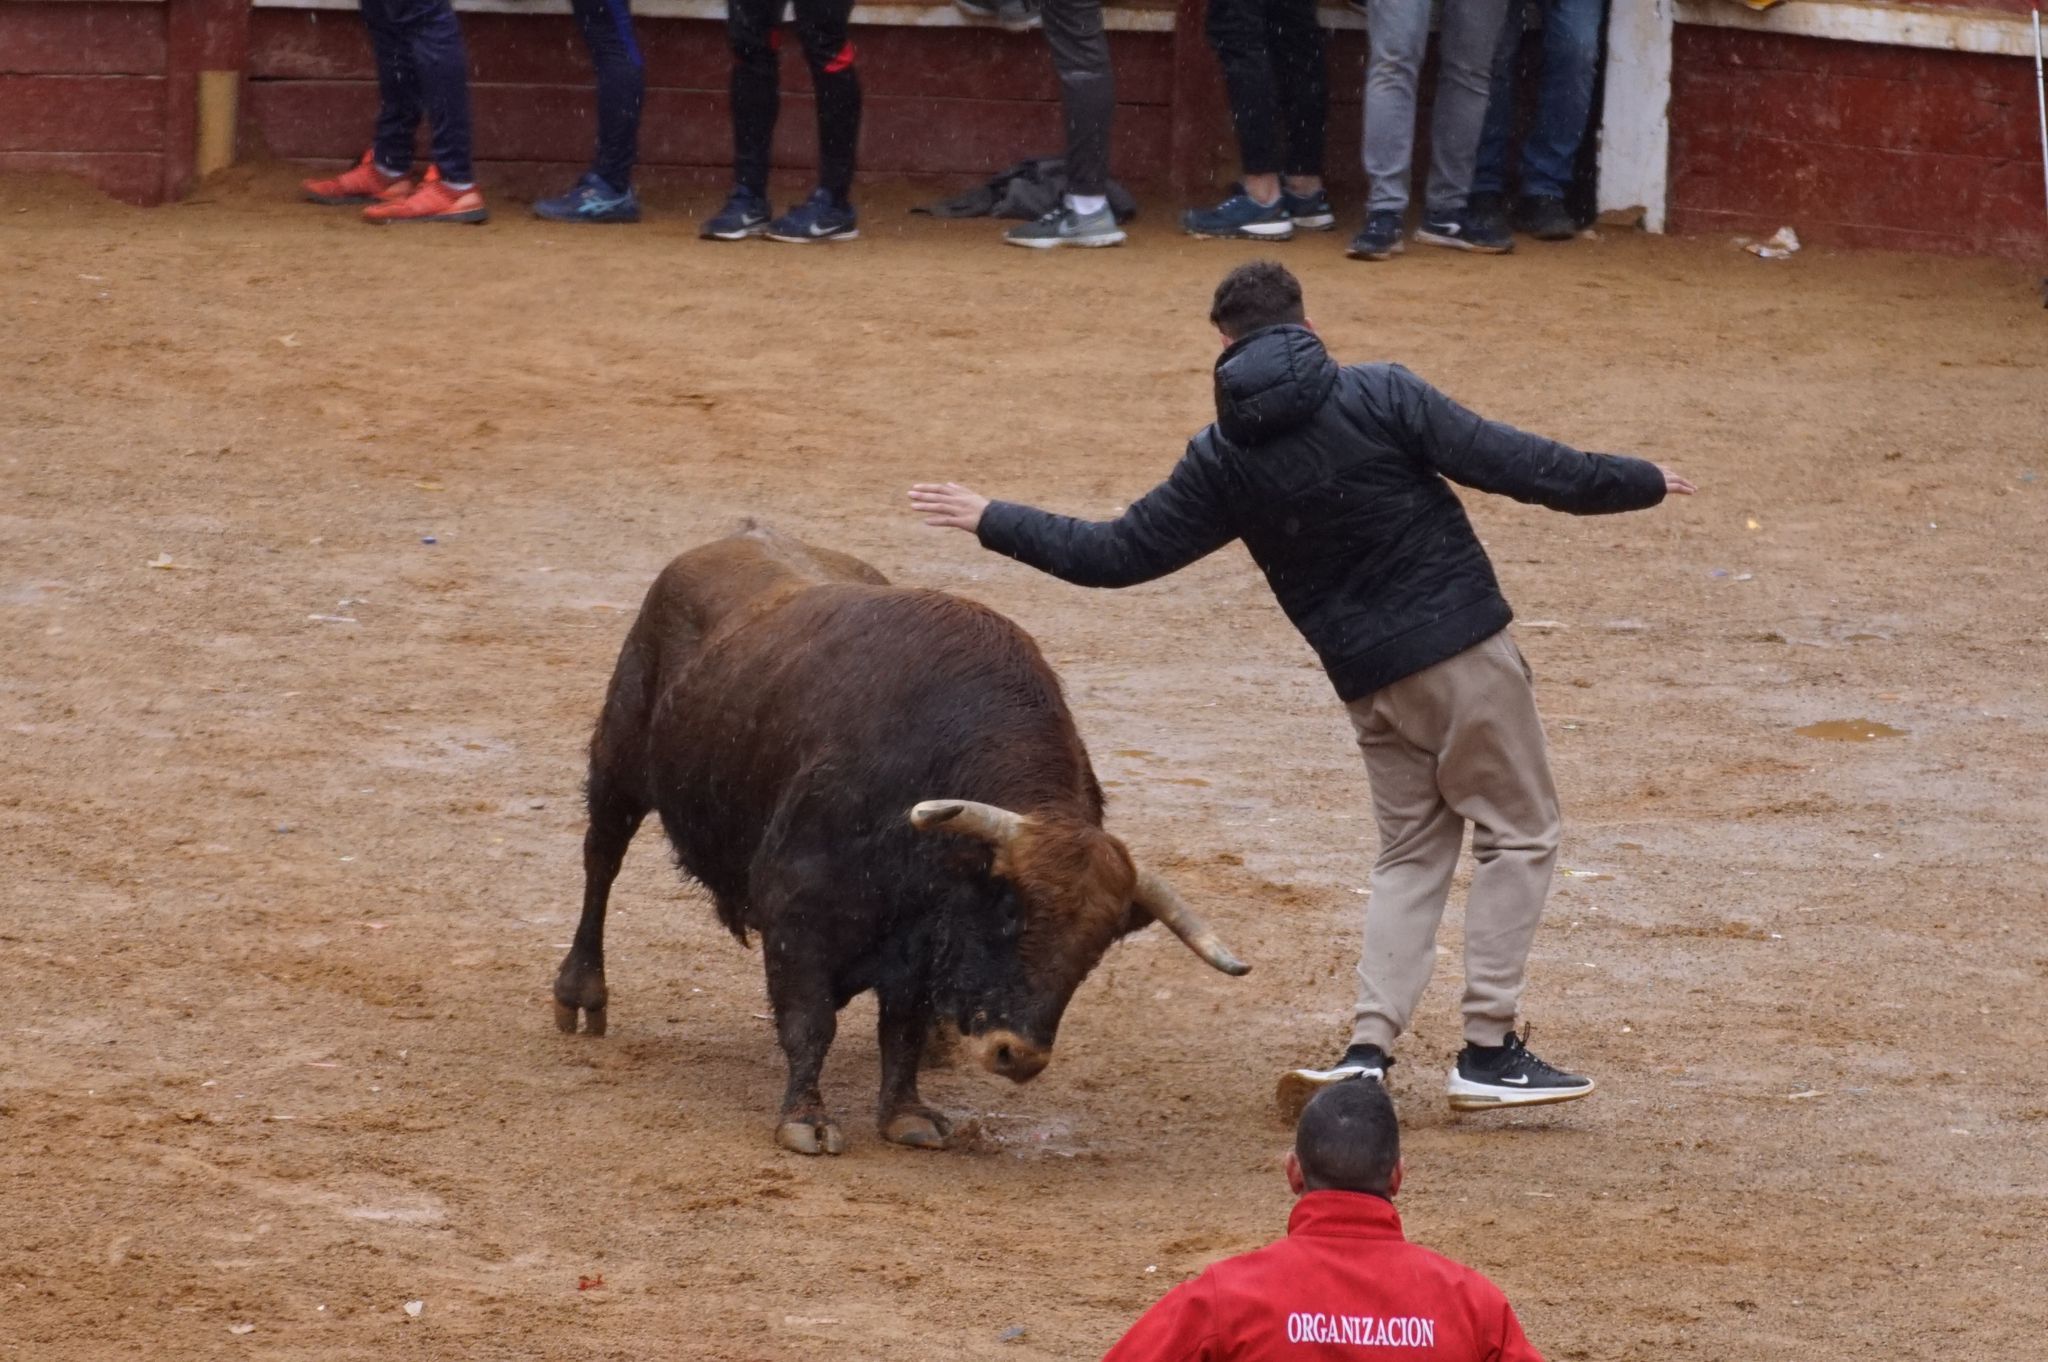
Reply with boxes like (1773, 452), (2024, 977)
(2035, 9), (2048, 225)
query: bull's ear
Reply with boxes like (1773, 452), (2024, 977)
(909, 800), (1027, 846)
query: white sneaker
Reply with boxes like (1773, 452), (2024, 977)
(1276, 1045), (1390, 1122)
(1004, 204), (1126, 249)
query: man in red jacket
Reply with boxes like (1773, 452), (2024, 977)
(1102, 1079), (1544, 1361)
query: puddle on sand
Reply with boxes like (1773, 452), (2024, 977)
(1796, 719), (1908, 741)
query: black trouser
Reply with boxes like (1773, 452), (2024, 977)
(1042, 0), (1113, 197)
(1205, 0), (1327, 178)
(571, 0), (645, 191)
(360, 0), (474, 184)
(727, 0), (862, 201)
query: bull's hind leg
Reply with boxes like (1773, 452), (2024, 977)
(552, 779), (645, 1037)
(877, 984), (952, 1150)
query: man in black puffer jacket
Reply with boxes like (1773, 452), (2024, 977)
(910, 261), (1695, 1115)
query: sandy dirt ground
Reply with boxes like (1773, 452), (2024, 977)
(3, 166), (2045, 1362)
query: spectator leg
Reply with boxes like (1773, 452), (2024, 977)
(571, 0), (647, 192)
(1361, 0), (1429, 216)
(1041, 0), (1114, 197)
(1420, 0), (1510, 221)
(358, 0), (422, 176)
(1518, 0), (1606, 200)
(726, 0), (781, 198)
(793, 0), (863, 202)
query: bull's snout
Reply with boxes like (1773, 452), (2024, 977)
(968, 1029), (1051, 1083)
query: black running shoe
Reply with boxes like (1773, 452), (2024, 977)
(1415, 210), (1514, 254)
(1447, 1029), (1594, 1111)
(1513, 193), (1578, 241)
(701, 186), (771, 240)
(1281, 186), (1336, 231)
(765, 188), (859, 244)
(1465, 190), (1508, 240)
(1276, 1044), (1392, 1121)
(1347, 209), (1404, 261)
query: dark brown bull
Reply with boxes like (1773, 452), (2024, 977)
(552, 524), (1248, 1154)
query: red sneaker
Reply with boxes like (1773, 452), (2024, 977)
(361, 168), (489, 225)
(303, 150), (412, 206)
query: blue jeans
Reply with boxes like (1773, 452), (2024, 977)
(1472, 0), (1605, 201)
(572, 0), (645, 191)
(360, 0), (475, 185)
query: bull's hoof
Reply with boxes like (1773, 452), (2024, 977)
(777, 1119), (847, 1157)
(882, 1109), (951, 1150)
(552, 999), (608, 1036)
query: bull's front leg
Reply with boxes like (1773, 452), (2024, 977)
(877, 983), (952, 1150)
(764, 934), (845, 1156)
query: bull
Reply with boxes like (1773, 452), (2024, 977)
(551, 524), (1248, 1154)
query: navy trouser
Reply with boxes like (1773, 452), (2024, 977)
(361, 0), (475, 185)
(1473, 0), (1606, 200)
(572, 0), (646, 191)
(1205, 0), (1327, 178)
(727, 0), (862, 201)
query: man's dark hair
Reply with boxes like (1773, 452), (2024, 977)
(1294, 1079), (1401, 1195)
(1209, 261), (1306, 339)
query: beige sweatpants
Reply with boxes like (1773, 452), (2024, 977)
(1345, 629), (1561, 1051)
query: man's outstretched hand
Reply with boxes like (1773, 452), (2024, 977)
(910, 483), (990, 533)
(1660, 466), (1698, 497)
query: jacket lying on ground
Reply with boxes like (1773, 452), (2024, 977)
(1100, 1191), (1544, 1362)
(976, 325), (1667, 700)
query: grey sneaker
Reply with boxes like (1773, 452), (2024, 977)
(997, 0), (1042, 29)
(1003, 203), (1126, 249)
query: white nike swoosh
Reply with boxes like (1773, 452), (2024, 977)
(808, 222), (839, 237)
(1499, 1074), (1531, 1085)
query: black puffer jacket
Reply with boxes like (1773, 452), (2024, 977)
(977, 325), (1668, 701)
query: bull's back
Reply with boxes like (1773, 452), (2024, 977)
(651, 584), (1097, 905)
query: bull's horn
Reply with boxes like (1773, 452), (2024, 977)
(909, 800), (1028, 846)
(1132, 869), (1251, 977)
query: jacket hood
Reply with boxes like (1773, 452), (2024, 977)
(1213, 324), (1340, 445)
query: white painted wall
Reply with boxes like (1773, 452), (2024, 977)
(1597, 0), (1674, 231)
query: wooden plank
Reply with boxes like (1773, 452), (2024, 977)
(251, 0), (1175, 23)
(1668, 204), (2042, 260)
(1670, 128), (2044, 254)
(246, 78), (1170, 176)
(0, 74), (165, 153)
(1673, 58), (2040, 161)
(0, 3), (168, 75)
(248, 12), (1172, 103)
(0, 150), (165, 203)
(1672, 0), (2041, 58)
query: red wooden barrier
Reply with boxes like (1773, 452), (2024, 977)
(2, 0), (2043, 260)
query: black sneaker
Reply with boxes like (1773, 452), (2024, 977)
(1415, 210), (1514, 254)
(1513, 194), (1578, 241)
(765, 188), (859, 244)
(1281, 186), (1336, 231)
(1276, 1044), (1392, 1121)
(1346, 209), (1404, 261)
(1182, 188), (1293, 241)
(1447, 1029), (1594, 1111)
(1465, 190), (1507, 240)
(700, 186), (771, 240)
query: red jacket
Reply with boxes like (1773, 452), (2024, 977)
(1101, 1191), (1544, 1362)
